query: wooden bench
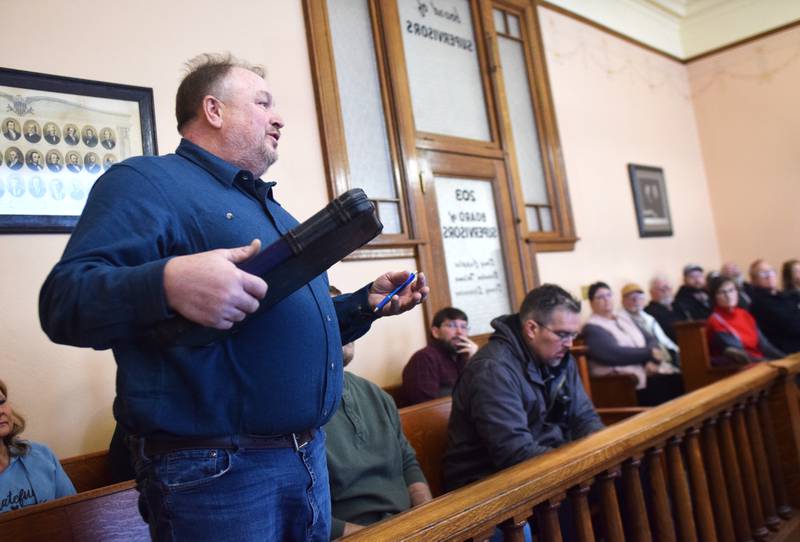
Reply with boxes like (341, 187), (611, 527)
(0, 481), (148, 541)
(675, 319), (740, 392)
(345, 354), (800, 541)
(399, 397), (452, 498)
(60, 450), (118, 494)
(571, 344), (640, 408)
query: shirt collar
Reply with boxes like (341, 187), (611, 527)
(175, 138), (277, 198)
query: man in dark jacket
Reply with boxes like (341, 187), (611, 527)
(748, 259), (800, 354)
(442, 284), (603, 493)
(645, 275), (682, 341)
(674, 263), (712, 320)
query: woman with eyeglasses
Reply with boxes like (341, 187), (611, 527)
(582, 282), (683, 406)
(0, 379), (76, 514)
(705, 276), (784, 366)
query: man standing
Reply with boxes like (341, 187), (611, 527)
(674, 264), (712, 321)
(401, 307), (478, 406)
(748, 259), (800, 354)
(442, 284), (603, 493)
(325, 286), (432, 539)
(39, 53), (428, 541)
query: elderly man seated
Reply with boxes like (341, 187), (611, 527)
(644, 275), (682, 342)
(621, 282), (680, 368)
(674, 264), (712, 321)
(748, 259), (800, 354)
(324, 286), (432, 539)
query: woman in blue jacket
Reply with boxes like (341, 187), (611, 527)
(0, 379), (76, 514)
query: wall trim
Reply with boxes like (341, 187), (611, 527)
(537, 1), (800, 65)
(536, 1), (682, 63)
(684, 18), (800, 63)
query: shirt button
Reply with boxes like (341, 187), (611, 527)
(225, 212), (234, 220)
(330, 363), (334, 369)
(323, 409), (328, 416)
(326, 315), (332, 322)
(209, 450), (217, 458)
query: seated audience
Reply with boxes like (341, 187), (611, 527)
(674, 264), (712, 321)
(442, 284), (603, 493)
(782, 259), (800, 302)
(325, 286), (432, 539)
(401, 307), (478, 406)
(748, 259), (800, 354)
(720, 261), (752, 308)
(644, 275), (681, 341)
(0, 379), (76, 514)
(705, 276), (784, 365)
(621, 283), (680, 368)
(582, 282), (683, 407)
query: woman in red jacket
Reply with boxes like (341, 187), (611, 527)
(706, 276), (784, 365)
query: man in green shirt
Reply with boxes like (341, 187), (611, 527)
(324, 286), (432, 539)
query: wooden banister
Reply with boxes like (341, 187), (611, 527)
(344, 357), (800, 541)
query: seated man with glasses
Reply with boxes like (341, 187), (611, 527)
(442, 284), (603, 500)
(748, 259), (800, 354)
(401, 307), (478, 406)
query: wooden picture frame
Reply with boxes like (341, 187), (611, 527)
(0, 67), (157, 233)
(628, 163), (673, 238)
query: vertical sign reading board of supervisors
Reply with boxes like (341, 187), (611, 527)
(434, 176), (512, 335)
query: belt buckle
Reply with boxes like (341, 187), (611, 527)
(292, 432), (308, 452)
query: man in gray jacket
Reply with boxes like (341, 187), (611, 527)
(443, 284), (603, 492)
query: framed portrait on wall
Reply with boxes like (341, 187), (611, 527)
(628, 164), (673, 238)
(0, 67), (157, 233)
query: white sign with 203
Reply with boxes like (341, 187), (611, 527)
(435, 176), (512, 335)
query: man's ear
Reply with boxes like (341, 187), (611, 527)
(201, 95), (224, 128)
(521, 318), (538, 341)
(431, 326), (441, 340)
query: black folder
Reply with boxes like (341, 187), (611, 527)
(152, 188), (383, 346)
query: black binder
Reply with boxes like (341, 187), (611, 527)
(153, 188), (383, 346)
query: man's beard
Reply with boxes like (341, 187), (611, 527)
(434, 337), (459, 355)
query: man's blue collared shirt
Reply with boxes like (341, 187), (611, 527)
(40, 139), (376, 437)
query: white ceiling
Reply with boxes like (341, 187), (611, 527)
(545, 0), (800, 59)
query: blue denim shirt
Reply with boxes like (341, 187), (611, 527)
(39, 139), (376, 437)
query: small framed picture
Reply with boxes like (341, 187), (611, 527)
(0, 67), (157, 233)
(628, 164), (673, 238)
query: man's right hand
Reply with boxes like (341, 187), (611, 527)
(163, 239), (268, 329)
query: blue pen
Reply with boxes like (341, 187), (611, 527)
(373, 271), (417, 313)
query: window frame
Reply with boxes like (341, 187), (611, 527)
(304, 0), (577, 256)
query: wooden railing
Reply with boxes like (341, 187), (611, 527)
(344, 354), (800, 541)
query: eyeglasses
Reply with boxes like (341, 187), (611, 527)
(441, 322), (470, 332)
(716, 287), (738, 296)
(756, 269), (776, 278)
(535, 321), (579, 342)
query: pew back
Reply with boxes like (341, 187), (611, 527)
(60, 450), (117, 493)
(345, 354), (800, 541)
(0, 481), (148, 541)
(675, 319), (739, 391)
(398, 397), (452, 497)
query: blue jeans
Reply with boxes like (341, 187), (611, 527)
(134, 431), (330, 541)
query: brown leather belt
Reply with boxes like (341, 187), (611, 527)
(136, 430), (315, 457)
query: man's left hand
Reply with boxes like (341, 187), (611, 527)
(368, 271), (429, 316)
